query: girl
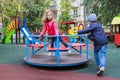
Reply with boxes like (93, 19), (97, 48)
(40, 9), (68, 56)
(40, 9), (58, 56)
(40, 9), (59, 36)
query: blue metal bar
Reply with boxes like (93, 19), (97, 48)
(26, 38), (29, 60)
(56, 36), (60, 65)
(44, 36), (47, 52)
(69, 36), (72, 50)
(72, 47), (80, 53)
(79, 34), (83, 54)
(32, 47), (34, 55)
(85, 36), (89, 59)
(33, 47), (43, 54)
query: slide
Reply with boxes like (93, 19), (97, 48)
(5, 29), (16, 44)
(18, 18), (40, 44)
(2, 19), (17, 44)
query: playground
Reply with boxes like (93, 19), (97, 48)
(0, 12), (120, 80)
(0, 1), (120, 80)
(0, 42), (120, 80)
(0, 18), (120, 79)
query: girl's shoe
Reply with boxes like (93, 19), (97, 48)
(68, 50), (71, 53)
(48, 52), (54, 56)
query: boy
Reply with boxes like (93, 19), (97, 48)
(78, 13), (108, 76)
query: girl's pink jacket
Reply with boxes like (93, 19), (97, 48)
(40, 20), (59, 36)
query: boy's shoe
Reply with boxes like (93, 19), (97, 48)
(48, 52), (54, 56)
(97, 67), (105, 76)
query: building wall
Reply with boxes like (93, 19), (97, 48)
(71, 0), (84, 22)
(50, 0), (84, 22)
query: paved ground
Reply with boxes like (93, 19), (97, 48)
(0, 43), (120, 80)
(0, 64), (119, 80)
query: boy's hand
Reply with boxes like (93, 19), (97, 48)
(88, 37), (93, 41)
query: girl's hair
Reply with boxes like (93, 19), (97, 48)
(41, 8), (54, 25)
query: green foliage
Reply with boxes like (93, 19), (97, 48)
(58, 0), (76, 30)
(22, 0), (51, 32)
(3, 0), (19, 21)
(2, 0), (53, 32)
(0, 0), (2, 22)
(58, 0), (73, 22)
(84, 0), (120, 25)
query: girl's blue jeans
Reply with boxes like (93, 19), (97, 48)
(94, 44), (107, 68)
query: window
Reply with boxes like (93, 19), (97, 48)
(54, 11), (57, 19)
(73, 8), (78, 17)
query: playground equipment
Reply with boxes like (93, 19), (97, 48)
(24, 35), (90, 67)
(60, 21), (84, 42)
(60, 21), (76, 34)
(2, 18), (24, 44)
(2, 19), (17, 44)
(60, 21), (84, 34)
(18, 18), (40, 44)
(68, 25), (84, 43)
(20, 18), (91, 67)
(111, 14), (120, 46)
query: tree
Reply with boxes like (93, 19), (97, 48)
(1, 0), (19, 23)
(0, 0), (3, 22)
(58, 0), (76, 22)
(2, 0), (53, 32)
(58, 0), (76, 31)
(84, 0), (120, 25)
(22, 0), (52, 32)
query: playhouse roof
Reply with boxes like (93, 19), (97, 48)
(111, 14), (120, 25)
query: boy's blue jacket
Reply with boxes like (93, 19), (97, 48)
(78, 21), (108, 46)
